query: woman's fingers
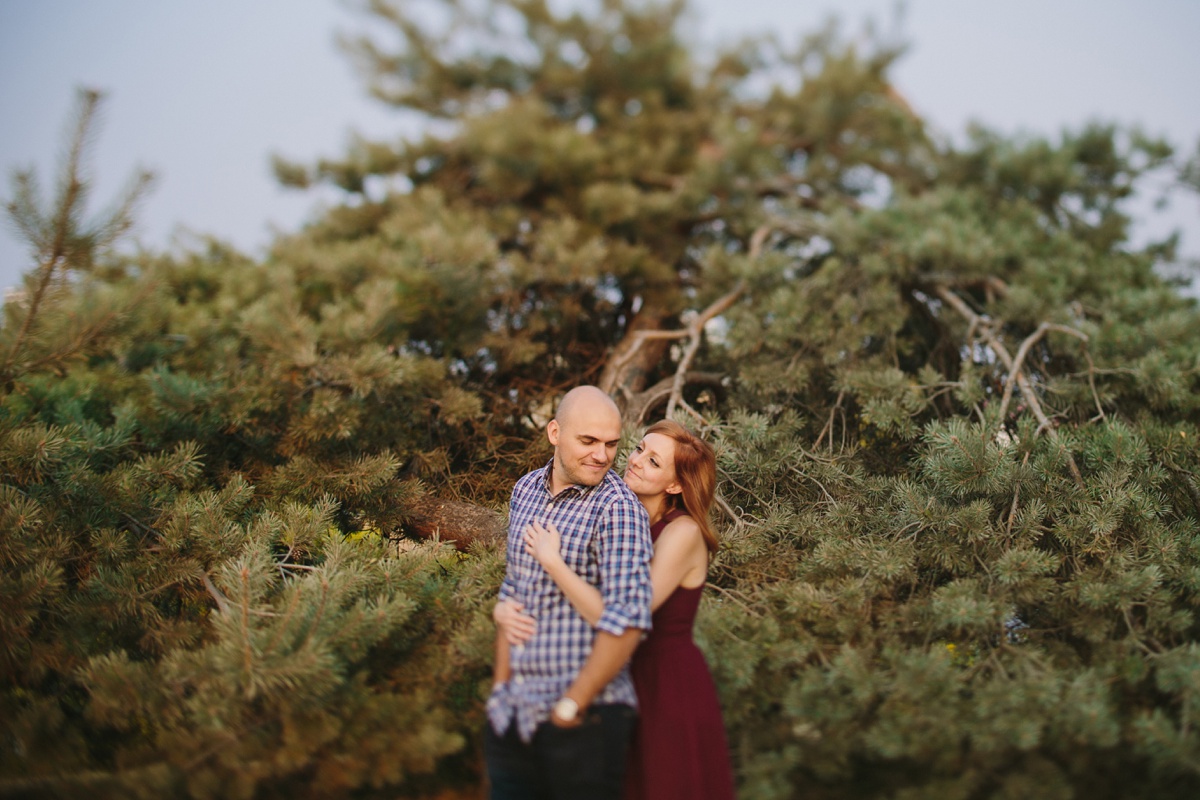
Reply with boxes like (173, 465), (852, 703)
(523, 521), (549, 558)
(494, 599), (536, 644)
(506, 608), (536, 644)
(523, 520), (567, 568)
(525, 520), (545, 542)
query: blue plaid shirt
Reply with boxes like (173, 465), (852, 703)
(487, 461), (653, 742)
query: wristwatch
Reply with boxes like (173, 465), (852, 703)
(553, 696), (579, 723)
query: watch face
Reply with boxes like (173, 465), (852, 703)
(555, 698), (578, 721)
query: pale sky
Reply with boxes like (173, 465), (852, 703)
(2, 0), (1198, 293)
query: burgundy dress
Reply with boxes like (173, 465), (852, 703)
(624, 510), (736, 800)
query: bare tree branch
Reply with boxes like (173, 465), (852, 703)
(666, 280), (745, 418)
(602, 223), (774, 405)
(996, 321), (1090, 424)
(625, 371), (725, 425)
(935, 285), (1084, 487)
(202, 573), (232, 615)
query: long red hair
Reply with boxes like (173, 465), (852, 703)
(645, 420), (719, 553)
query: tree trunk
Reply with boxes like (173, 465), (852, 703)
(402, 496), (506, 551)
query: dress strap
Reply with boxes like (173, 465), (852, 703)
(664, 507), (689, 524)
(650, 507), (689, 538)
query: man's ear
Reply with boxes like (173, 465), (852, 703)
(547, 419), (560, 447)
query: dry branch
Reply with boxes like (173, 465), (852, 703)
(934, 285), (1085, 487)
(625, 371), (725, 425)
(603, 224), (773, 410)
(665, 280), (745, 418)
(996, 321), (1090, 423)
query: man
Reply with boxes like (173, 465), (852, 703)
(485, 385), (653, 799)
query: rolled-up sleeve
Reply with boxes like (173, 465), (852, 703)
(594, 498), (653, 636)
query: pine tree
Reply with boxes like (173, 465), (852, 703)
(277, 0), (930, 425)
(1, 88), (153, 388)
(2, 89), (497, 799)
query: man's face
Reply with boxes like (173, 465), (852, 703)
(547, 407), (621, 489)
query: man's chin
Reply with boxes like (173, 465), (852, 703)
(579, 465), (608, 484)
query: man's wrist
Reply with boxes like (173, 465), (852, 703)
(553, 696), (579, 722)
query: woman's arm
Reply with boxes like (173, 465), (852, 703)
(524, 520), (605, 626)
(525, 516), (708, 619)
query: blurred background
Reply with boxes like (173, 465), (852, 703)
(2, 0), (1198, 292)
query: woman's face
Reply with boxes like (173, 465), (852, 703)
(623, 432), (682, 499)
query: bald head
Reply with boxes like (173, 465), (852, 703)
(555, 385), (620, 428)
(546, 386), (622, 492)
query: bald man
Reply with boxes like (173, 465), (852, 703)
(485, 386), (653, 800)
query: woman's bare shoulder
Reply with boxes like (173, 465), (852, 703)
(658, 514), (702, 544)
(656, 514), (708, 588)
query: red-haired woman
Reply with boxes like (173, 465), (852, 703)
(496, 420), (736, 800)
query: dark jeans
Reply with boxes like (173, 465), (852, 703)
(484, 704), (637, 800)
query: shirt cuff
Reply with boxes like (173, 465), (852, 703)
(595, 604), (651, 637)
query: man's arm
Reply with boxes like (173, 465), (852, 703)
(552, 627), (642, 726)
(550, 495), (652, 726)
(591, 498), (653, 637)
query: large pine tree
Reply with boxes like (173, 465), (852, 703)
(3, 2), (1199, 797)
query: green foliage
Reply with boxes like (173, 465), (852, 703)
(704, 414), (1200, 798)
(0, 410), (502, 796)
(1, 88), (153, 387)
(4, 1), (1200, 797)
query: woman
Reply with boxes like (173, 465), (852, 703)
(495, 420), (736, 800)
